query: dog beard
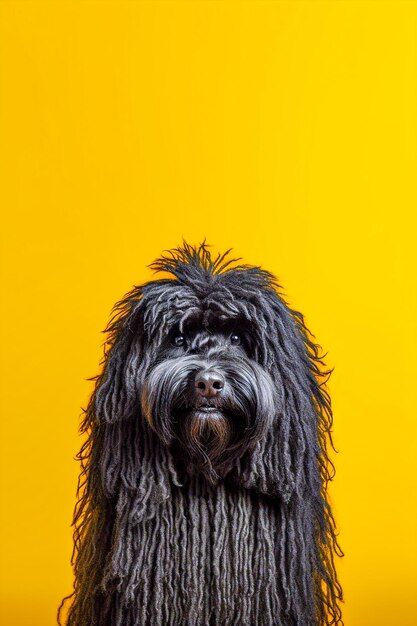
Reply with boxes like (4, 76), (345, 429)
(177, 408), (233, 477)
(141, 354), (276, 483)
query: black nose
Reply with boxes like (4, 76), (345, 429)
(195, 370), (225, 398)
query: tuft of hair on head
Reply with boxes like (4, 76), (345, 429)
(148, 239), (244, 279)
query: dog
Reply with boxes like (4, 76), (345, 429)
(58, 241), (343, 626)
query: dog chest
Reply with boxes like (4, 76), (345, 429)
(102, 476), (293, 626)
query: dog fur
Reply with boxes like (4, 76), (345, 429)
(58, 241), (343, 626)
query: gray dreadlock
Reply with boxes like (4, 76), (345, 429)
(58, 241), (343, 626)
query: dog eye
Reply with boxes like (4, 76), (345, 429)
(230, 333), (241, 345)
(172, 334), (186, 347)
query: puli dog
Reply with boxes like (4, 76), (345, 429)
(58, 242), (343, 626)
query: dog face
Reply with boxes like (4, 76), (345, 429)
(141, 307), (276, 483)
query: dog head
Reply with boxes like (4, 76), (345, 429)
(139, 266), (277, 483)
(93, 242), (333, 498)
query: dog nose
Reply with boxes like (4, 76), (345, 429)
(195, 371), (225, 397)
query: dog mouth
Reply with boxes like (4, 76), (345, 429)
(174, 398), (229, 429)
(195, 406), (218, 414)
(192, 402), (224, 415)
(174, 398), (246, 432)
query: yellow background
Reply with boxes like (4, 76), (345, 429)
(1, 1), (416, 624)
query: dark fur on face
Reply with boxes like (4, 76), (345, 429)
(141, 315), (276, 483)
(58, 242), (343, 626)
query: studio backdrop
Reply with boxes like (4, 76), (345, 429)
(0, 2), (416, 626)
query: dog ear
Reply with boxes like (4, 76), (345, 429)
(83, 284), (182, 499)
(234, 287), (343, 624)
(61, 285), (183, 623)
(93, 285), (146, 424)
(237, 287), (335, 505)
